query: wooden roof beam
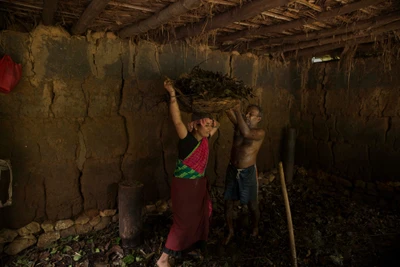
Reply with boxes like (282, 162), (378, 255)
(71, 0), (111, 35)
(219, 0), (386, 44)
(286, 36), (382, 58)
(42, 0), (59, 25)
(249, 12), (400, 49)
(119, 0), (201, 39)
(264, 20), (400, 54)
(172, 0), (291, 40)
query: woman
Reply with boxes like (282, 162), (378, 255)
(157, 79), (220, 267)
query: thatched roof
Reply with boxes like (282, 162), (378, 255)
(0, 0), (399, 59)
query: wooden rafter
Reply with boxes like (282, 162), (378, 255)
(294, 0), (322, 12)
(108, 2), (156, 13)
(71, 0), (111, 35)
(42, 0), (58, 25)
(119, 0), (201, 38)
(219, 0), (386, 44)
(172, 0), (291, 40)
(264, 20), (400, 54)
(288, 36), (383, 57)
(249, 12), (400, 49)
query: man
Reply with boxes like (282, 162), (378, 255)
(223, 103), (265, 245)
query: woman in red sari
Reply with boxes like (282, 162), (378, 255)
(157, 80), (220, 267)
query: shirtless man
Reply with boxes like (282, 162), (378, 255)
(223, 103), (265, 245)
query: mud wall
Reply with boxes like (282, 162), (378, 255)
(292, 59), (400, 184)
(0, 26), (296, 229)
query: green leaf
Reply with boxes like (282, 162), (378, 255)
(50, 247), (58, 255)
(114, 237), (121, 245)
(95, 248), (100, 253)
(63, 245), (72, 253)
(73, 252), (82, 261)
(122, 254), (135, 264)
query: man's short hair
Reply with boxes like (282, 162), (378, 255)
(247, 105), (263, 118)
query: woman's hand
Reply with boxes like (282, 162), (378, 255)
(164, 79), (175, 94)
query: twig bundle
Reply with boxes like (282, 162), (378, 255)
(173, 66), (254, 113)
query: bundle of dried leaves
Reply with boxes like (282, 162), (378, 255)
(172, 66), (254, 113)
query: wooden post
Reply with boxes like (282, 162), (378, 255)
(279, 162), (297, 267)
(118, 181), (144, 249)
(42, 0), (59, 26)
(284, 128), (296, 184)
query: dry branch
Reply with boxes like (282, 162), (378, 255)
(71, 0), (110, 35)
(42, 0), (58, 25)
(249, 12), (400, 49)
(172, 0), (291, 40)
(219, 0), (386, 44)
(119, 0), (201, 38)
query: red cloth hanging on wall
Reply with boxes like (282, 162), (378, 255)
(0, 55), (22, 94)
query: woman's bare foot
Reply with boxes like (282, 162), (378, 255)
(156, 252), (170, 267)
(223, 231), (234, 245)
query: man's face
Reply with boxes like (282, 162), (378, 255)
(245, 107), (261, 127)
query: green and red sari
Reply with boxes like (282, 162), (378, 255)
(164, 134), (211, 256)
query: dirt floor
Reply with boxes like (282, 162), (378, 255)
(1, 169), (400, 267)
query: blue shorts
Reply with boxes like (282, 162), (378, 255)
(223, 163), (258, 205)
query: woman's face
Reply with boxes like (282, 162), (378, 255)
(195, 118), (213, 138)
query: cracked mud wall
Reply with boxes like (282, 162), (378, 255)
(0, 26), (295, 229)
(291, 59), (400, 183)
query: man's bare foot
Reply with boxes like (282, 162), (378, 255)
(251, 227), (259, 237)
(156, 253), (170, 267)
(223, 231), (234, 245)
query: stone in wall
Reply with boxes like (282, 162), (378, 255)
(75, 214), (90, 225)
(100, 209), (116, 217)
(75, 223), (92, 235)
(55, 219), (74, 231)
(0, 229), (18, 243)
(41, 221), (54, 232)
(60, 226), (77, 238)
(85, 209), (100, 218)
(37, 231), (60, 248)
(89, 216), (101, 227)
(93, 216), (111, 231)
(17, 222), (41, 236)
(4, 235), (36, 255)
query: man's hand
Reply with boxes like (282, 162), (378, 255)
(232, 102), (241, 112)
(164, 79), (175, 94)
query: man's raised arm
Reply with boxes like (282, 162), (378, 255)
(233, 105), (265, 141)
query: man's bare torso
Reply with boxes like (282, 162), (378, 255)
(231, 129), (264, 169)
